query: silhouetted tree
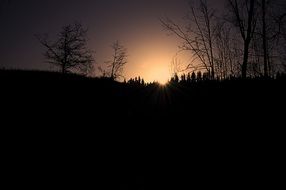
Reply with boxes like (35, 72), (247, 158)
(215, 21), (240, 78)
(181, 74), (186, 83)
(187, 73), (191, 83)
(127, 76), (146, 87)
(257, 0), (286, 77)
(128, 78), (134, 84)
(161, 0), (217, 79)
(105, 40), (128, 80)
(141, 79), (145, 86)
(227, 0), (257, 78)
(191, 71), (196, 82)
(170, 73), (180, 83)
(36, 23), (94, 75)
(174, 73), (179, 83)
(261, 0), (269, 77)
(281, 19), (286, 72)
(203, 72), (210, 81)
(197, 71), (202, 81)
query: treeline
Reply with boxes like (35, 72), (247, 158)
(162, 0), (286, 79)
(125, 71), (286, 87)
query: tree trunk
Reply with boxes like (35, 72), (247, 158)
(262, 0), (268, 77)
(211, 68), (215, 80)
(111, 63), (115, 80)
(242, 42), (250, 78)
(62, 64), (66, 74)
(242, 0), (255, 79)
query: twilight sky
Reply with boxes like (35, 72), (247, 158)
(0, 0), (224, 82)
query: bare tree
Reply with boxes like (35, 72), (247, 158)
(215, 21), (241, 78)
(105, 41), (128, 80)
(262, 0), (286, 76)
(249, 0), (279, 77)
(246, 0), (286, 77)
(227, 0), (257, 78)
(161, 0), (217, 79)
(261, 0), (269, 77)
(281, 13), (286, 71)
(36, 23), (94, 75)
(170, 56), (183, 77)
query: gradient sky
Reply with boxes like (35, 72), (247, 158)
(0, 0), (224, 82)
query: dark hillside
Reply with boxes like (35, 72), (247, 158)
(0, 70), (285, 189)
(1, 69), (285, 126)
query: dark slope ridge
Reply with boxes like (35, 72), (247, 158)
(1, 69), (285, 146)
(1, 70), (285, 189)
(1, 69), (285, 120)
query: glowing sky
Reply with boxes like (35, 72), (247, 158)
(0, 0), (222, 83)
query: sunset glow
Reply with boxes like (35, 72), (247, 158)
(124, 34), (178, 83)
(148, 65), (170, 85)
(126, 52), (172, 84)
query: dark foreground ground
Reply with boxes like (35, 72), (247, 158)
(1, 70), (285, 124)
(1, 70), (285, 189)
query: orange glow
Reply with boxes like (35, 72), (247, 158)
(122, 27), (178, 85)
(139, 54), (171, 84)
(126, 39), (176, 85)
(149, 66), (170, 85)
